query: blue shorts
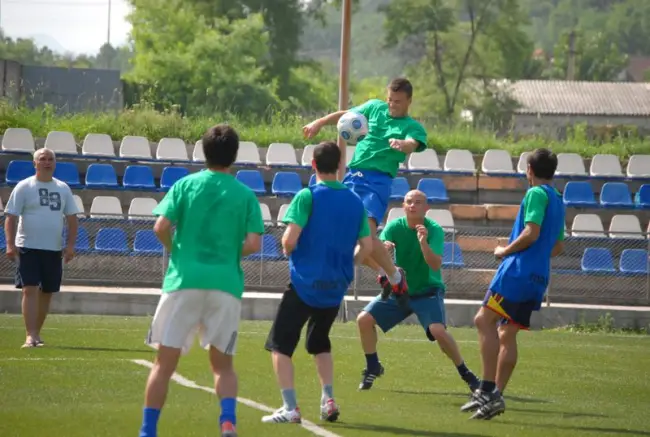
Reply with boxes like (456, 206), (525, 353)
(363, 288), (446, 342)
(483, 290), (539, 330)
(343, 169), (392, 226)
(14, 247), (63, 293)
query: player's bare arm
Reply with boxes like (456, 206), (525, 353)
(550, 240), (564, 257)
(494, 222), (540, 259)
(416, 225), (442, 270)
(242, 232), (262, 257)
(281, 223), (303, 257)
(389, 138), (420, 154)
(63, 214), (79, 263)
(303, 110), (348, 139)
(153, 216), (173, 253)
(4, 214), (17, 260)
(354, 236), (373, 265)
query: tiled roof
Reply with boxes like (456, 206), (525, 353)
(510, 80), (650, 116)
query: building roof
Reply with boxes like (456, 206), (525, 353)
(510, 80), (650, 116)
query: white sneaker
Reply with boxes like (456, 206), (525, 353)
(261, 406), (302, 424)
(320, 398), (340, 422)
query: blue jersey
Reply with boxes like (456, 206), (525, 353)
(289, 183), (366, 308)
(489, 184), (565, 303)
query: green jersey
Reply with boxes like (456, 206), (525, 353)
(523, 186), (565, 241)
(348, 99), (428, 178)
(153, 170), (265, 297)
(380, 217), (446, 294)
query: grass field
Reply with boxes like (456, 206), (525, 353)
(1, 314), (649, 437)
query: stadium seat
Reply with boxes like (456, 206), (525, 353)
(123, 165), (156, 190)
(6, 160), (35, 184)
(94, 228), (129, 254)
(277, 204), (290, 224)
(64, 226), (90, 253)
(2, 128), (35, 153)
(45, 131), (77, 155)
(619, 249), (648, 274)
(389, 177), (410, 201)
(590, 154), (623, 178)
(82, 133), (115, 157)
(636, 185), (650, 209)
(53, 162), (81, 188)
(192, 140), (205, 162)
(259, 203), (272, 223)
(417, 178), (449, 203)
(267, 143), (299, 167)
(517, 152), (531, 174)
(156, 138), (188, 161)
(386, 207), (405, 223)
(571, 214), (606, 238)
(481, 149), (516, 175)
(426, 209), (455, 231)
(563, 181), (597, 207)
(246, 234), (283, 261)
(407, 149), (441, 172)
(443, 242), (464, 267)
(120, 136), (152, 159)
(626, 155), (650, 179)
(443, 149), (475, 174)
(581, 248), (615, 273)
(236, 170), (266, 195)
(235, 142), (262, 165)
(133, 230), (164, 255)
(271, 172), (302, 197)
(128, 197), (158, 220)
(160, 166), (190, 190)
(308, 174), (317, 186)
(556, 153), (587, 177)
(0, 228), (5, 248)
(90, 196), (123, 219)
(73, 195), (85, 217)
(85, 163), (118, 188)
(600, 182), (633, 208)
(301, 145), (316, 167)
(609, 215), (644, 239)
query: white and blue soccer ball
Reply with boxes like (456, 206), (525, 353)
(337, 111), (368, 145)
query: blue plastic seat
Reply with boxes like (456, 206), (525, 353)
(417, 178), (449, 203)
(133, 230), (163, 255)
(94, 228), (129, 254)
(0, 228), (6, 249)
(635, 184), (650, 209)
(581, 248), (615, 273)
(619, 249), (648, 274)
(271, 172), (302, 197)
(443, 242), (464, 267)
(53, 162), (81, 188)
(85, 163), (118, 188)
(246, 234), (283, 261)
(64, 226), (90, 253)
(389, 177), (410, 201)
(5, 160), (35, 185)
(123, 165), (156, 190)
(309, 174), (317, 186)
(600, 182), (633, 208)
(563, 181), (597, 208)
(160, 167), (190, 190)
(236, 170), (266, 195)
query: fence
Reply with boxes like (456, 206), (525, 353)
(0, 215), (648, 305)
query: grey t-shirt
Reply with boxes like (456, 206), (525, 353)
(5, 176), (81, 251)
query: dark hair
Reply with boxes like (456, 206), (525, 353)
(527, 148), (558, 180)
(202, 124), (239, 168)
(312, 141), (341, 174)
(388, 77), (413, 99)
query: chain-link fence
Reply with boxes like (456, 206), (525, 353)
(0, 216), (647, 305)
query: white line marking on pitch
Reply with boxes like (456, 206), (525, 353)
(131, 359), (342, 437)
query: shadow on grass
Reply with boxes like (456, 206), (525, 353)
(388, 389), (551, 405)
(51, 345), (149, 353)
(328, 422), (484, 437)
(505, 407), (608, 419)
(500, 421), (650, 436)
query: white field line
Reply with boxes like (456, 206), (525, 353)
(131, 359), (342, 437)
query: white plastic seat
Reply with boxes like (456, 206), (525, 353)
(277, 204), (290, 225)
(482, 149), (514, 174)
(590, 154), (623, 178)
(301, 145), (316, 167)
(259, 203), (272, 223)
(73, 195), (85, 217)
(45, 131), (77, 155)
(90, 196), (123, 219)
(444, 149), (475, 173)
(408, 149), (441, 172)
(386, 207), (405, 223)
(120, 136), (152, 159)
(609, 215), (644, 239)
(235, 142), (262, 165)
(82, 133), (115, 157)
(2, 128), (35, 153)
(192, 140), (205, 162)
(267, 143), (298, 166)
(571, 214), (606, 238)
(128, 198), (159, 220)
(0, 197), (4, 216)
(627, 155), (650, 178)
(156, 138), (188, 161)
(517, 152), (531, 174)
(425, 209), (455, 231)
(556, 153), (586, 176)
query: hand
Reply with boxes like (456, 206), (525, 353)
(302, 120), (323, 139)
(494, 246), (507, 259)
(6, 244), (16, 261)
(383, 241), (395, 251)
(416, 225), (428, 244)
(63, 246), (75, 264)
(389, 138), (406, 152)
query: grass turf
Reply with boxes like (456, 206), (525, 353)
(0, 314), (649, 437)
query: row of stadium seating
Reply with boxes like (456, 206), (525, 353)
(563, 181), (649, 209)
(3, 128), (650, 178)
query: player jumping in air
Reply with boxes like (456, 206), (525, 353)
(138, 125), (265, 437)
(356, 190), (481, 392)
(461, 148), (565, 420)
(262, 141), (373, 425)
(303, 78), (428, 388)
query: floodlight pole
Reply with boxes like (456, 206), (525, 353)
(337, 0), (352, 181)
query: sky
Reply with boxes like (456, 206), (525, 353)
(1, 0), (132, 55)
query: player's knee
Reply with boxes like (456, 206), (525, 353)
(357, 311), (376, 330)
(427, 323), (447, 339)
(474, 309), (492, 329)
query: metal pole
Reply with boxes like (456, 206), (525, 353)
(337, 0), (352, 181)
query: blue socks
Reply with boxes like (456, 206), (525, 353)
(220, 398), (237, 425)
(139, 407), (161, 437)
(281, 388), (298, 411)
(365, 353), (380, 372)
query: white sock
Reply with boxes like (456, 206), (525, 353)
(388, 269), (402, 285)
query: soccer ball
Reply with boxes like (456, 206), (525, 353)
(337, 111), (368, 145)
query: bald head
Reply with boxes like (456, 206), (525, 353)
(34, 148), (56, 162)
(403, 189), (427, 219)
(33, 147), (56, 181)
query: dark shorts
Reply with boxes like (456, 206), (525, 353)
(264, 285), (341, 357)
(343, 169), (392, 226)
(363, 288), (446, 342)
(15, 248), (63, 293)
(483, 290), (539, 330)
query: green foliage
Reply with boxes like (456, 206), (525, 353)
(558, 312), (649, 335)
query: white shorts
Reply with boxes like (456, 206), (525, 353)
(146, 289), (241, 356)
